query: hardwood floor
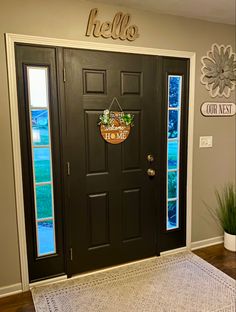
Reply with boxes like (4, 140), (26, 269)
(193, 243), (236, 279)
(0, 244), (235, 312)
(0, 291), (35, 312)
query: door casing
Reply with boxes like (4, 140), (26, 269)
(5, 32), (196, 291)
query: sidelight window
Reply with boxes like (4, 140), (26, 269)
(166, 75), (182, 230)
(27, 67), (56, 256)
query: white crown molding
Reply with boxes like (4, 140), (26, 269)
(6, 33), (195, 58)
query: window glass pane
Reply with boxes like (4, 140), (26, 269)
(32, 110), (49, 146)
(37, 220), (55, 256)
(168, 110), (178, 139)
(36, 184), (53, 219)
(168, 76), (182, 108)
(33, 148), (51, 183)
(166, 74), (182, 230)
(168, 171), (178, 199)
(27, 66), (56, 257)
(167, 200), (178, 230)
(168, 141), (179, 170)
(28, 67), (48, 108)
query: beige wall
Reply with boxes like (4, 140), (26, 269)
(0, 0), (235, 288)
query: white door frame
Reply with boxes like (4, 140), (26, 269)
(5, 33), (196, 291)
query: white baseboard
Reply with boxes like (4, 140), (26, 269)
(160, 246), (188, 256)
(160, 236), (224, 255)
(191, 236), (223, 251)
(0, 283), (22, 298)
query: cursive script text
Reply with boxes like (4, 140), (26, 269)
(86, 8), (139, 41)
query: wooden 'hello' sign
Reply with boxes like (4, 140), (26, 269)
(86, 8), (139, 41)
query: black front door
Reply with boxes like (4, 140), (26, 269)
(16, 44), (189, 280)
(63, 49), (161, 273)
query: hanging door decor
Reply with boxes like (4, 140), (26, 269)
(98, 97), (134, 144)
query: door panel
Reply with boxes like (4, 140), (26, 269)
(85, 111), (108, 174)
(63, 49), (159, 273)
(159, 57), (190, 251)
(87, 192), (110, 249)
(15, 44), (65, 281)
(122, 111), (141, 171)
(122, 188), (142, 241)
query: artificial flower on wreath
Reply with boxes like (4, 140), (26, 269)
(98, 110), (134, 127)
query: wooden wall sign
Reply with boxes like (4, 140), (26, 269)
(86, 8), (139, 41)
(201, 102), (236, 117)
(100, 112), (131, 144)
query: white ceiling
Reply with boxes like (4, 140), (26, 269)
(89, 0), (235, 25)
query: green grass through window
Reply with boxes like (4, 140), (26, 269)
(36, 184), (53, 219)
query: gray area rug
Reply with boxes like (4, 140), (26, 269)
(31, 252), (236, 312)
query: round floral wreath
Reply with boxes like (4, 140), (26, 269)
(98, 109), (134, 127)
(200, 43), (236, 98)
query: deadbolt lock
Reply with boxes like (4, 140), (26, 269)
(147, 168), (156, 177)
(147, 154), (154, 162)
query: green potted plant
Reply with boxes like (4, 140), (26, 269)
(212, 184), (236, 252)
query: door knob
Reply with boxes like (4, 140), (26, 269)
(147, 168), (156, 177)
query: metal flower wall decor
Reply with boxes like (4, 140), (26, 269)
(201, 44), (236, 98)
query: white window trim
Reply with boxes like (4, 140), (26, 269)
(5, 32), (196, 291)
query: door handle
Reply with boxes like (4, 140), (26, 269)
(147, 168), (156, 177)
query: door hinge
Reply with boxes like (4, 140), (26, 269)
(69, 248), (73, 261)
(66, 161), (71, 176)
(63, 67), (66, 83)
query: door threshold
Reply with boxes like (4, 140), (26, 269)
(29, 274), (67, 289)
(160, 246), (188, 257)
(70, 256), (158, 281)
